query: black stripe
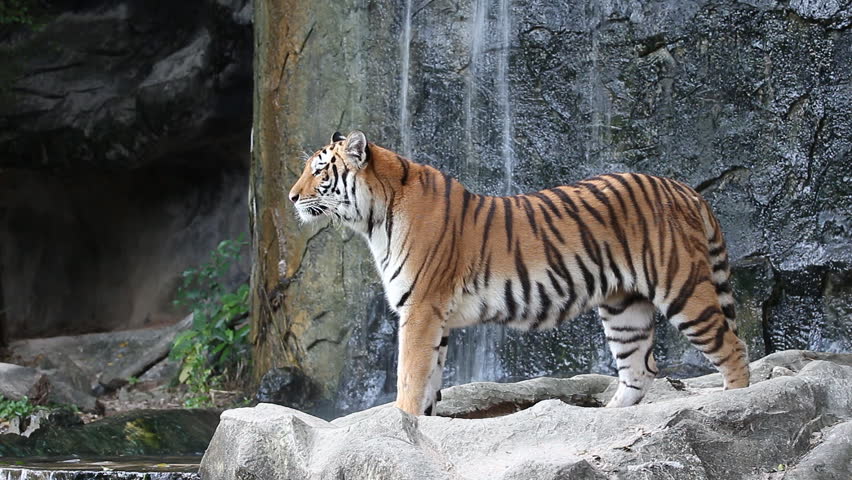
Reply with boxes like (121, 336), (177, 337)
(721, 303), (736, 320)
(538, 205), (566, 244)
(531, 282), (552, 330)
(515, 245), (531, 305)
(473, 194), (487, 223)
(620, 381), (642, 390)
(664, 223), (681, 293)
(576, 254), (596, 299)
(366, 204), (375, 239)
(709, 245), (726, 257)
(389, 250), (411, 282)
(678, 306), (720, 331)
(665, 262), (702, 320)
(605, 332), (650, 344)
(546, 269), (565, 297)
(396, 155), (409, 185)
(604, 243), (623, 290)
(716, 282), (732, 294)
(480, 199), (497, 259)
(645, 348), (658, 375)
(704, 322), (729, 354)
(439, 336), (449, 347)
(579, 197), (606, 226)
(442, 172), (453, 226)
(504, 280), (517, 321)
(396, 289), (412, 309)
(712, 258), (729, 272)
(550, 187), (579, 214)
(461, 190), (473, 225)
(529, 191), (563, 219)
(616, 347), (639, 360)
(520, 196), (539, 236)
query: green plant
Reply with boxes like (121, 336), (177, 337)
(170, 236), (251, 407)
(0, 0), (37, 26)
(0, 396), (42, 421)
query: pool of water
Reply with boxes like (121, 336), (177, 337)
(0, 456), (199, 479)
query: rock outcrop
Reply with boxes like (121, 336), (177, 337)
(0, 0), (252, 340)
(200, 350), (852, 479)
(252, 0), (852, 415)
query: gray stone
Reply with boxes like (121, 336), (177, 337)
(784, 420), (852, 480)
(199, 351), (852, 480)
(6, 316), (193, 411)
(255, 366), (318, 410)
(0, 363), (47, 402)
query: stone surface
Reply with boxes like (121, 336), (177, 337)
(0, 0), (251, 340)
(0, 363), (47, 403)
(200, 351), (852, 480)
(7, 316), (193, 410)
(0, 409), (220, 457)
(255, 366), (318, 410)
(252, 0), (852, 415)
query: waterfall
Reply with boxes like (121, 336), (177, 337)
(399, 0), (413, 157)
(463, 0), (488, 173)
(497, 0), (514, 196)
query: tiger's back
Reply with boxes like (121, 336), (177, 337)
(289, 131), (749, 415)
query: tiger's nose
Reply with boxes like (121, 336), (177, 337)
(289, 193), (299, 203)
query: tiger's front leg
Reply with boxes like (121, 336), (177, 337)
(396, 305), (447, 416)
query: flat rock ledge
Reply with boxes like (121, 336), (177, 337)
(200, 351), (852, 479)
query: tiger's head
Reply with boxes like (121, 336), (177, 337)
(288, 130), (369, 224)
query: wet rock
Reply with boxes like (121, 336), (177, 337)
(200, 351), (852, 480)
(0, 409), (219, 458)
(2, 409), (82, 438)
(0, 363), (47, 403)
(255, 367), (317, 410)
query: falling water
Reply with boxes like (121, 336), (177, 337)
(463, 0), (488, 172)
(399, 0), (413, 157)
(497, 0), (514, 195)
(444, 0), (515, 388)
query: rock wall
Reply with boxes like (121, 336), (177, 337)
(257, 0), (852, 417)
(0, 0), (253, 340)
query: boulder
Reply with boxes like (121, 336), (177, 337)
(200, 350), (852, 479)
(0, 409), (220, 458)
(6, 316), (193, 411)
(0, 363), (47, 403)
(255, 366), (318, 411)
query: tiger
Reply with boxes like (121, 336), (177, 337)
(288, 130), (750, 416)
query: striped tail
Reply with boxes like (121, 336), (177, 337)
(700, 201), (738, 336)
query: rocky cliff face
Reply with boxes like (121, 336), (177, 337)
(257, 0), (851, 416)
(0, 0), (252, 339)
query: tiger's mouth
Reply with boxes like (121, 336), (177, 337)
(294, 201), (329, 222)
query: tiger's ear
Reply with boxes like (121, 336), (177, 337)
(331, 131), (346, 143)
(345, 130), (368, 169)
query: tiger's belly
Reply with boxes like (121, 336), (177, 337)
(448, 270), (593, 331)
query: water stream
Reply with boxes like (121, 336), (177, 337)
(0, 457), (200, 480)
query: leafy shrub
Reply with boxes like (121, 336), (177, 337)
(0, 396), (41, 421)
(170, 237), (251, 407)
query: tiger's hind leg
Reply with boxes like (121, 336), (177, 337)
(664, 279), (750, 390)
(599, 292), (658, 407)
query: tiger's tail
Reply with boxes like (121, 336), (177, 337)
(698, 198), (750, 390)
